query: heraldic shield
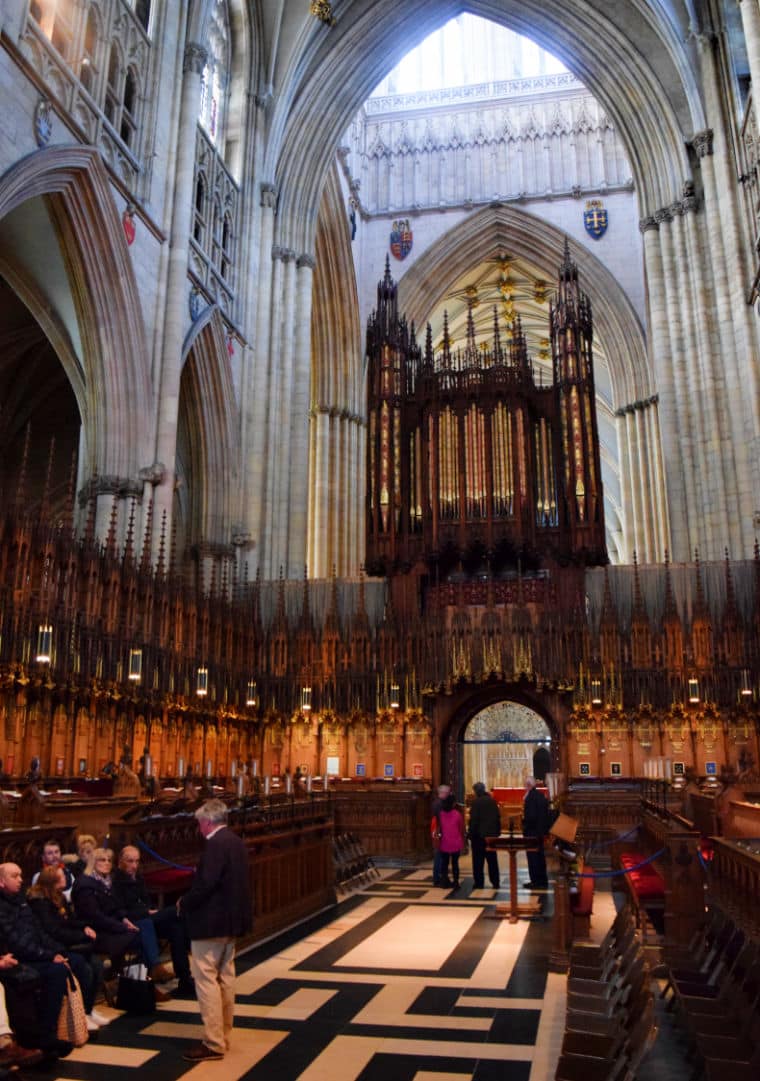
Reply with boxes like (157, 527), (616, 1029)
(390, 218), (413, 260)
(583, 200), (608, 240)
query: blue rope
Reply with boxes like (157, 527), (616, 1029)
(697, 849), (710, 873)
(136, 840), (195, 873)
(576, 846), (667, 878)
(585, 825), (640, 854)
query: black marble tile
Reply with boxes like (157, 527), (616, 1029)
(473, 1058), (532, 1081)
(504, 915), (554, 998)
(355, 1052), (475, 1080)
(349, 1023), (489, 1043)
(409, 985), (464, 1015)
(488, 1007), (541, 1044)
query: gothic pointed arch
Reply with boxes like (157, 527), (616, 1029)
(0, 145), (152, 481)
(396, 203), (648, 406)
(266, 1), (699, 252)
(178, 306), (240, 552)
(441, 683), (563, 795)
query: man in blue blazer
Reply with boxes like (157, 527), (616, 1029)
(177, 800), (251, 1062)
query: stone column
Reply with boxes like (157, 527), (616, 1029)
(261, 246), (288, 575)
(151, 42), (208, 559)
(693, 129), (757, 554)
(622, 407), (644, 558)
(645, 398), (670, 561)
(640, 215), (688, 557)
(328, 409), (340, 574)
(694, 31), (760, 549)
(287, 255), (315, 575)
(242, 183), (278, 573)
(272, 249), (297, 574)
(310, 408), (331, 578)
(677, 193), (734, 544)
(615, 409), (634, 560)
(349, 414), (363, 574)
(668, 202), (714, 551)
(633, 404), (656, 558)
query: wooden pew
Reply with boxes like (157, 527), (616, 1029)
(612, 800), (704, 952)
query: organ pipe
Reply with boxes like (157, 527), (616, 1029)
(365, 246), (606, 577)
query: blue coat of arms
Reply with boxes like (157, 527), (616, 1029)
(390, 218), (413, 260)
(584, 200), (608, 240)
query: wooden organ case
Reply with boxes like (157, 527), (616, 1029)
(365, 244), (607, 580)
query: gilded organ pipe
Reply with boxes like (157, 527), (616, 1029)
(365, 246), (606, 576)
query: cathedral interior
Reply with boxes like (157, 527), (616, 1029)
(2, 1), (760, 1077)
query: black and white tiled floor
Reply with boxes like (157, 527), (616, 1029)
(44, 857), (605, 1081)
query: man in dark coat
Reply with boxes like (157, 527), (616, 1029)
(522, 776), (551, 889)
(112, 846), (193, 996)
(0, 863), (93, 1051)
(467, 782), (502, 889)
(177, 800), (251, 1062)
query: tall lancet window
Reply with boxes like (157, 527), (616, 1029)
(199, 0), (231, 152)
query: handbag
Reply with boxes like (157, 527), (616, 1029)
(116, 963), (156, 1014)
(57, 965), (89, 1047)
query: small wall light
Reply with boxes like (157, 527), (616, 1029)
(128, 648), (143, 682)
(36, 624), (53, 664)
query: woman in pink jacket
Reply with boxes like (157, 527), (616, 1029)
(438, 793), (466, 889)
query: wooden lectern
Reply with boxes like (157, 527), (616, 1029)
(486, 823), (542, 923)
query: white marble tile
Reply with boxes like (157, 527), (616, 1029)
(296, 1034), (380, 1080)
(456, 995), (543, 1010)
(381, 1036), (533, 1060)
(528, 971), (567, 1081)
(413, 1073), (473, 1081)
(66, 1044), (159, 1066)
(336, 903), (481, 970)
(467, 912), (530, 987)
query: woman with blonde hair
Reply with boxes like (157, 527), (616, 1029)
(67, 834), (97, 879)
(71, 850), (169, 997)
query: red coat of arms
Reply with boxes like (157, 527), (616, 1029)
(390, 218), (413, 261)
(122, 206), (136, 246)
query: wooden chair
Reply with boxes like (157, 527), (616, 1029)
(556, 994), (657, 1081)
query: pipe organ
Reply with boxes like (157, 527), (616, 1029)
(365, 244), (606, 577)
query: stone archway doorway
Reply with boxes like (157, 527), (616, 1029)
(460, 701), (553, 796)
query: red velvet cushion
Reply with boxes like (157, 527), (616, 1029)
(143, 868), (194, 890)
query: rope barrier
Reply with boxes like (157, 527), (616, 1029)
(136, 840), (195, 873)
(576, 846), (667, 878)
(584, 825), (640, 853)
(697, 849), (711, 873)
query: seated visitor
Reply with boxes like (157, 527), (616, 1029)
(28, 866), (113, 1027)
(0, 969), (43, 1070)
(67, 834), (97, 879)
(0, 862), (97, 1047)
(31, 839), (74, 899)
(71, 849), (171, 1000)
(112, 846), (194, 997)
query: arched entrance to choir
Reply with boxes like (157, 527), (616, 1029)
(438, 680), (569, 800)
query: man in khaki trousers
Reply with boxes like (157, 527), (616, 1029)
(177, 800), (251, 1061)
